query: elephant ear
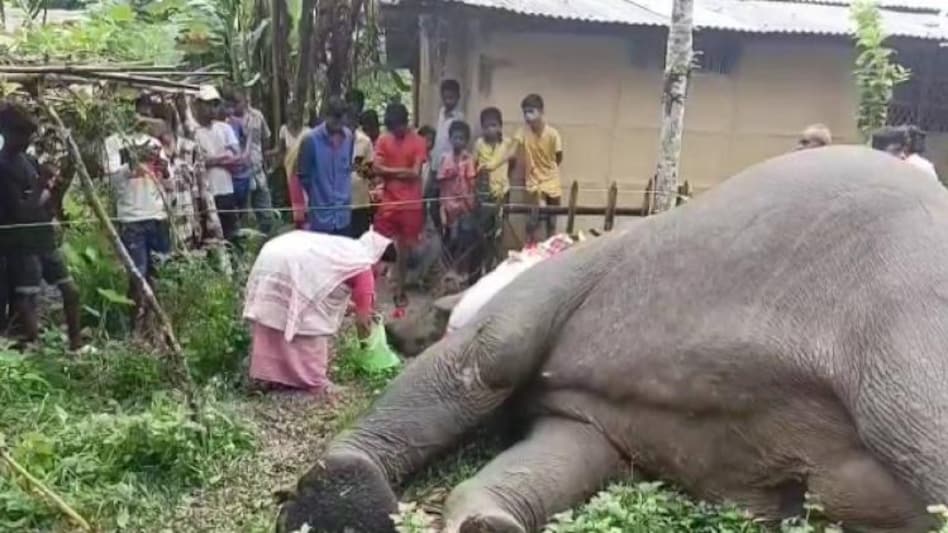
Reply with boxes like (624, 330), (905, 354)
(434, 292), (465, 315)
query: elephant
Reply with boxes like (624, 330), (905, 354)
(276, 145), (948, 533)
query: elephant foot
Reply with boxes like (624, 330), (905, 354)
(276, 449), (398, 533)
(458, 511), (526, 533)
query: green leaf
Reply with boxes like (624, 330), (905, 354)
(96, 288), (135, 306)
(107, 4), (136, 23)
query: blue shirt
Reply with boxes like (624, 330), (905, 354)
(227, 118), (252, 181)
(298, 124), (354, 232)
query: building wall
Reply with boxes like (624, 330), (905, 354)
(416, 18), (863, 233)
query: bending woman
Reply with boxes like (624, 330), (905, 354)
(243, 229), (391, 396)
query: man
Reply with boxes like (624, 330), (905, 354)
(297, 96), (355, 236)
(230, 92), (274, 233)
(360, 110), (381, 144)
(192, 85), (241, 241)
(516, 93), (563, 243)
(869, 125), (939, 183)
(347, 107), (375, 238)
(347, 89), (366, 118)
(0, 103), (82, 349)
(373, 103), (428, 309)
(904, 125), (939, 182)
(797, 124), (832, 150)
(103, 110), (172, 331)
(430, 80), (464, 182)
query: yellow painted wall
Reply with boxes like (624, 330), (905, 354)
(417, 23), (863, 235)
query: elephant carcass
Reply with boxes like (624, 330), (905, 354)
(278, 146), (948, 533)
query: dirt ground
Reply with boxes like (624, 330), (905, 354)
(157, 281), (441, 532)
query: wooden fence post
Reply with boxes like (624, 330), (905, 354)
(566, 180), (579, 235)
(604, 181), (618, 231)
(43, 101), (198, 412)
(677, 180), (692, 206)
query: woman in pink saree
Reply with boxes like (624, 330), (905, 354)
(243, 229), (391, 396)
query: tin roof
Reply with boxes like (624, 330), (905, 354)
(392, 0), (948, 40)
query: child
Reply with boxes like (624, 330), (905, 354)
(516, 93), (563, 243)
(474, 107), (517, 266)
(431, 79), (464, 180)
(475, 107), (517, 204)
(418, 125), (437, 226)
(437, 120), (477, 275)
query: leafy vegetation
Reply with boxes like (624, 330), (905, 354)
(850, 0), (911, 140)
(0, 335), (254, 531)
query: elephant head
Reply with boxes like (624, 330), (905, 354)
(385, 292), (464, 357)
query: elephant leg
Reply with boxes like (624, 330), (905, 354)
(276, 237), (626, 533)
(443, 417), (626, 533)
(807, 450), (933, 532)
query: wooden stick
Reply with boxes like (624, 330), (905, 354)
(1, 445), (93, 531)
(566, 180), (579, 235)
(41, 100), (199, 411)
(0, 69), (201, 90)
(0, 65), (227, 76)
(604, 182), (618, 231)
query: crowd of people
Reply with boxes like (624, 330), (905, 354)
(3, 81), (943, 401)
(797, 122), (940, 182)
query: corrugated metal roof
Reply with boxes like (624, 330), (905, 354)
(408, 0), (668, 26)
(776, 0), (943, 12)
(392, 0), (948, 40)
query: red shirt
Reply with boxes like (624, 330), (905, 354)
(437, 150), (476, 225)
(374, 130), (427, 212)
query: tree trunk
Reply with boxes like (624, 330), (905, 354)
(292, 0), (317, 122)
(270, 0), (287, 140)
(326, 0), (363, 97)
(650, 0), (694, 215)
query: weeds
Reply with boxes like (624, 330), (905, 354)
(155, 254), (251, 383)
(0, 340), (255, 531)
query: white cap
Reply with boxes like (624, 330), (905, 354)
(196, 85), (221, 102)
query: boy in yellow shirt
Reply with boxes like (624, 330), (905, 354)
(515, 93), (563, 242)
(474, 107), (517, 204)
(474, 107), (517, 268)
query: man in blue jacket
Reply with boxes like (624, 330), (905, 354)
(298, 97), (354, 235)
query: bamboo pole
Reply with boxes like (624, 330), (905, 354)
(41, 101), (199, 411)
(1, 445), (93, 532)
(0, 69), (202, 90)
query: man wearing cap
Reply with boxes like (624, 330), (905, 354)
(193, 85), (242, 240)
(102, 101), (173, 330)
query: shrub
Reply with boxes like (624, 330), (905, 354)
(155, 254), (251, 383)
(546, 482), (764, 533)
(2, 394), (254, 531)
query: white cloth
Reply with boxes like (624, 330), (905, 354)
(243, 230), (391, 341)
(194, 121), (238, 196)
(279, 124), (307, 152)
(351, 128), (375, 205)
(103, 133), (167, 222)
(447, 234), (575, 333)
(431, 106), (463, 173)
(905, 154), (939, 182)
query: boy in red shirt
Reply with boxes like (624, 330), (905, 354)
(436, 120), (477, 275)
(373, 103), (427, 308)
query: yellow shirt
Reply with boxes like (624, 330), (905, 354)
(516, 124), (563, 197)
(474, 137), (515, 199)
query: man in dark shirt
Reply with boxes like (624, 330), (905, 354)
(0, 103), (82, 349)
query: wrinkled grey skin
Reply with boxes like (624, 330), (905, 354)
(277, 146), (948, 533)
